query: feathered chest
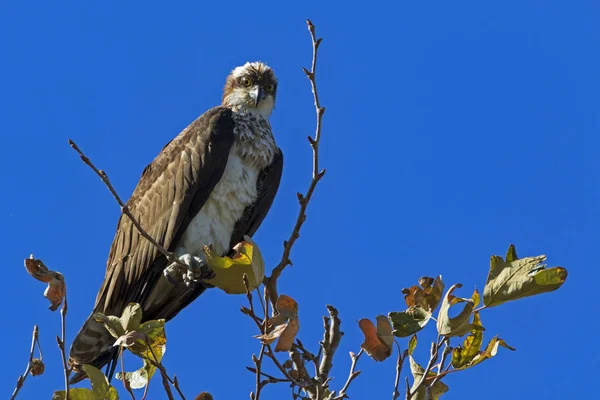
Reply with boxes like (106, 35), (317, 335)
(176, 111), (277, 256)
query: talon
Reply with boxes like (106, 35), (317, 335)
(164, 253), (214, 288)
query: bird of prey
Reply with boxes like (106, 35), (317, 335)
(69, 61), (283, 378)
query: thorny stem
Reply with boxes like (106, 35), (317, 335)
(57, 291), (70, 400)
(68, 139), (187, 271)
(11, 325), (43, 400)
(264, 18), (326, 310)
(332, 349), (363, 400)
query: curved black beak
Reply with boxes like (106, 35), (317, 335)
(252, 86), (265, 108)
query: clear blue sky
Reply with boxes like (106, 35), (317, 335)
(2, 1), (597, 399)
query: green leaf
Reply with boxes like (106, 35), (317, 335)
(468, 336), (515, 368)
(203, 236), (265, 294)
(483, 249), (568, 307)
(408, 356), (449, 400)
(84, 364), (119, 400)
(54, 365), (119, 400)
(451, 312), (484, 369)
(115, 318), (167, 388)
(437, 284), (482, 337)
(120, 303), (143, 332)
(52, 388), (95, 400)
(93, 314), (125, 339)
(471, 288), (480, 309)
(505, 244), (518, 263)
(389, 306), (432, 337)
(408, 334), (417, 356)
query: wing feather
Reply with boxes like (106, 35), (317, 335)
(92, 106), (235, 316)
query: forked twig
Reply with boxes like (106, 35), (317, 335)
(332, 349), (363, 399)
(11, 325), (43, 400)
(68, 139), (187, 271)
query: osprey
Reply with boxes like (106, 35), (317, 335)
(69, 62), (283, 377)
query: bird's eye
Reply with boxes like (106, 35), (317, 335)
(240, 77), (252, 87)
(264, 84), (274, 92)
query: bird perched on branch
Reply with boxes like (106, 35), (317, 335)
(69, 61), (283, 380)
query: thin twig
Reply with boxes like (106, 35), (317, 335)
(242, 275), (264, 331)
(119, 346), (136, 400)
(159, 371), (175, 400)
(264, 18), (326, 309)
(473, 305), (487, 314)
(263, 346), (306, 387)
(246, 367), (291, 383)
(333, 349), (363, 399)
(392, 342), (408, 400)
(57, 291), (70, 400)
(68, 139), (186, 270)
(430, 340), (451, 388)
(407, 338), (444, 398)
(11, 325), (43, 400)
(146, 341), (186, 400)
(141, 380), (150, 400)
(252, 346), (266, 400)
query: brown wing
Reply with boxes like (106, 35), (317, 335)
(69, 107), (236, 373)
(94, 106), (236, 316)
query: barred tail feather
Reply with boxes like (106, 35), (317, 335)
(69, 313), (118, 383)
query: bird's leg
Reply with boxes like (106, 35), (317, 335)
(163, 248), (215, 288)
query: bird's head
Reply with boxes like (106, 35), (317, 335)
(222, 61), (278, 117)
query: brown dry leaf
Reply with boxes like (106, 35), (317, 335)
(402, 275), (444, 313)
(254, 323), (288, 345)
(24, 255), (65, 311)
(275, 317), (299, 352)
(255, 294), (300, 351)
(358, 317), (393, 362)
(276, 294), (299, 317)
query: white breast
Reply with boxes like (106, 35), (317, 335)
(176, 151), (260, 256)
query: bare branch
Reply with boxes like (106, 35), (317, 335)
(318, 305), (343, 378)
(332, 349), (363, 399)
(251, 346), (267, 400)
(11, 325), (43, 400)
(265, 18), (326, 309)
(68, 139), (186, 271)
